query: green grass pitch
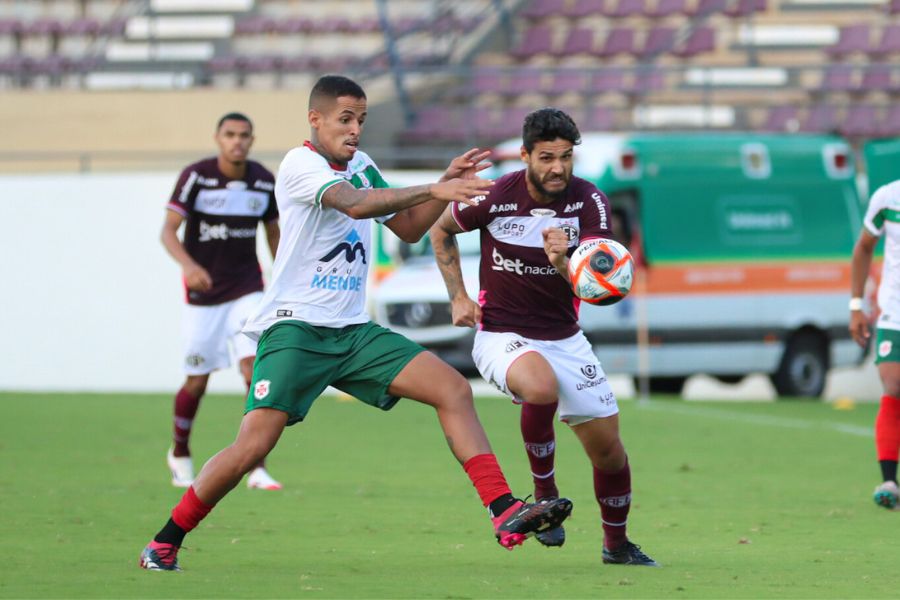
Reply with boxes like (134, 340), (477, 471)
(0, 391), (894, 599)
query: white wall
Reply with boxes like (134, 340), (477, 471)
(0, 172), (264, 393)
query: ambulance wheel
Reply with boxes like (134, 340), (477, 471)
(770, 332), (828, 398)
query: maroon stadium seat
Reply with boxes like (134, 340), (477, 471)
(469, 67), (507, 94)
(889, 0), (900, 13)
(563, 0), (607, 18)
(23, 17), (63, 37)
(760, 105), (799, 132)
(840, 104), (880, 137)
(64, 18), (101, 37)
(0, 18), (21, 36)
(724, 0), (767, 17)
(511, 25), (554, 59)
(555, 27), (595, 56)
(637, 26), (676, 58)
(589, 68), (627, 94)
(274, 17), (312, 35)
(688, 0), (728, 16)
(799, 105), (838, 132)
(645, 0), (686, 18)
(521, 0), (567, 19)
(825, 24), (871, 58)
(630, 67), (666, 94)
(860, 65), (893, 93)
(672, 26), (715, 58)
(505, 68), (544, 95)
(882, 105), (900, 135)
(607, 0), (646, 18)
(819, 65), (858, 93)
(594, 27), (636, 58)
(585, 105), (615, 130)
(551, 70), (587, 94)
(869, 25), (900, 57)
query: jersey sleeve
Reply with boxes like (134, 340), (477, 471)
(278, 148), (344, 207)
(864, 184), (894, 236)
(450, 197), (492, 232)
(167, 165), (199, 217)
(578, 182), (613, 242)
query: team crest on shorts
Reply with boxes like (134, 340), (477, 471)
(254, 379), (271, 400)
(879, 341), (893, 358)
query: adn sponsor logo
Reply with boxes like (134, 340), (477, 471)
(564, 202), (583, 212)
(489, 203), (518, 213)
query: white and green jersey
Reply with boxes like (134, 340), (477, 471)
(864, 180), (900, 331)
(243, 143), (392, 338)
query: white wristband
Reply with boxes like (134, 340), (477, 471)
(849, 297), (864, 311)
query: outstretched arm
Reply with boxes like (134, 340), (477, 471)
(385, 148), (492, 243)
(430, 208), (481, 327)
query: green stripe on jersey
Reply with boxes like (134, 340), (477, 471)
(875, 208), (900, 228)
(315, 179), (344, 206)
(348, 165), (389, 190)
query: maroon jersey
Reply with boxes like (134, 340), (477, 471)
(167, 157), (278, 306)
(451, 170), (611, 340)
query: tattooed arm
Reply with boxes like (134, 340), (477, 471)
(430, 207), (482, 328)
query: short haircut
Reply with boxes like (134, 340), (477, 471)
(309, 74), (366, 110)
(216, 112), (252, 132)
(522, 108), (581, 153)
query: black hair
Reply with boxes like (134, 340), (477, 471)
(216, 112), (252, 132)
(309, 75), (367, 110)
(522, 107), (581, 153)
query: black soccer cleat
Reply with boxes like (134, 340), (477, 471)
(602, 540), (659, 566)
(493, 497), (573, 549)
(533, 496), (566, 547)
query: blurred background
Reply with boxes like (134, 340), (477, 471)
(0, 0), (893, 400)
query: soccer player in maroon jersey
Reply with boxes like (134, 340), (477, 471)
(160, 112), (282, 491)
(430, 107), (658, 566)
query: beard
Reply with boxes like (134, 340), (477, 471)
(528, 168), (569, 201)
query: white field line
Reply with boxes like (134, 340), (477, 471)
(638, 401), (872, 438)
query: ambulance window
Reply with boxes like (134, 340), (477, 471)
(740, 143), (771, 179)
(607, 191), (646, 266)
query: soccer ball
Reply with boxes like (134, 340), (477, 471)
(567, 238), (634, 305)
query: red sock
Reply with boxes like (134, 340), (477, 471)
(171, 486), (214, 533)
(521, 402), (559, 499)
(876, 395), (900, 461)
(463, 454), (513, 507)
(594, 460), (631, 550)
(173, 387), (200, 457)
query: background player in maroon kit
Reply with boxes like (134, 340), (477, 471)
(160, 112), (282, 491)
(430, 108), (657, 566)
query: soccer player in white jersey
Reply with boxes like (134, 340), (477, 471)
(851, 179), (900, 509)
(430, 108), (658, 566)
(139, 75), (572, 571)
(161, 112), (282, 491)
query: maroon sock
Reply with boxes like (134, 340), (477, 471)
(171, 486), (214, 533)
(521, 401), (559, 499)
(594, 459), (631, 550)
(173, 387), (200, 457)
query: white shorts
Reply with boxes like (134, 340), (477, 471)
(181, 291), (263, 376)
(472, 329), (618, 426)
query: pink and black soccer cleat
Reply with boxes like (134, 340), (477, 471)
(492, 497), (573, 550)
(139, 540), (182, 571)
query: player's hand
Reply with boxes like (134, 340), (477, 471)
(542, 227), (569, 271)
(451, 296), (482, 328)
(443, 148), (492, 181)
(849, 310), (870, 348)
(430, 177), (494, 206)
(184, 264), (213, 292)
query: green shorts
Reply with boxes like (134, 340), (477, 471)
(245, 320), (425, 425)
(875, 328), (900, 364)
